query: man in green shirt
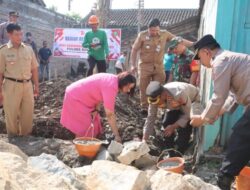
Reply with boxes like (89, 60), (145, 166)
(82, 15), (109, 76)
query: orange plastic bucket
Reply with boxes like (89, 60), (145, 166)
(236, 166), (250, 190)
(157, 157), (185, 174)
(73, 137), (102, 158)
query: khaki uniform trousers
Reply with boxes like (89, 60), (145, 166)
(139, 63), (166, 108)
(3, 79), (34, 136)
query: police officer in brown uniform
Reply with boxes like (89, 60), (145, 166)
(143, 81), (201, 156)
(0, 24), (39, 137)
(190, 35), (250, 190)
(0, 11), (19, 45)
(130, 18), (193, 114)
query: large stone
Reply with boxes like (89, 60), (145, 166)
(96, 146), (113, 161)
(28, 153), (85, 188)
(134, 153), (157, 170)
(150, 170), (195, 190)
(150, 169), (220, 190)
(0, 152), (89, 190)
(107, 140), (123, 155)
(86, 160), (148, 190)
(73, 165), (92, 178)
(117, 141), (150, 165)
(0, 135), (88, 168)
(183, 175), (220, 190)
(0, 140), (28, 161)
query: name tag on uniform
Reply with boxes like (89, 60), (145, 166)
(6, 54), (16, 65)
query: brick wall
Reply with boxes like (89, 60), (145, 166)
(0, 0), (82, 78)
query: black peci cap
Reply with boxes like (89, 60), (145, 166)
(193, 34), (219, 60)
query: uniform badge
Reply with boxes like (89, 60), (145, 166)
(156, 45), (161, 52)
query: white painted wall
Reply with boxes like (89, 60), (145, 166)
(198, 0), (218, 107)
(197, 0), (219, 151)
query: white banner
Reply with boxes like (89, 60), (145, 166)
(53, 28), (121, 60)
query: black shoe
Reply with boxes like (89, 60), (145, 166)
(217, 173), (234, 190)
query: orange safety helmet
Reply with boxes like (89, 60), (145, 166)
(88, 15), (99, 25)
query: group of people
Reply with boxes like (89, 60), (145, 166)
(0, 12), (52, 81)
(0, 11), (249, 189)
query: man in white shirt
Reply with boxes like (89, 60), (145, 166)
(115, 51), (127, 74)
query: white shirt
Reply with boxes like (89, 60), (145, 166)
(115, 55), (125, 69)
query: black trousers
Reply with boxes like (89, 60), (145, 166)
(162, 110), (193, 156)
(220, 109), (250, 177)
(87, 56), (106, 76)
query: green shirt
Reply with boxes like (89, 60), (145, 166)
(82, 29), (109, 60)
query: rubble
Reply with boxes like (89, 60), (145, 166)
(28, 153), (85, 187)
(0, 140), (28, 161)
(117, 141), (150, 165)
(0, 134), (92, 168)
(107, 140), (123, 155)
(134, 153), (158, 170)
(73, 165), (92, 177)
(0, 149), (89, 190)
(96, 146), (113, 161)
(0, 139), (221, 190)
(85, 160), (148, 190)
(150, 170), (220, 190)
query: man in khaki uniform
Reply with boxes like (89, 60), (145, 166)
(0, 11), (19, 45)
(0, 24), (39, 137)
(130, 18), (193, 114)
(190, 35), (250, 190)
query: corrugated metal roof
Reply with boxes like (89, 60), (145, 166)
(82, 9), (199, 27)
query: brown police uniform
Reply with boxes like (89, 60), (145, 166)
(144, 82), (201, 139)
(0, 42), (38, 136)
(132, 30), (175, 108)
(200, 49), (250, 181)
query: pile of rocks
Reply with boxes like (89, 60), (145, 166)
(0, 139), (220, 190)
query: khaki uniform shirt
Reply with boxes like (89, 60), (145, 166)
(202, 49), (250, 120)
(144, 82), (201, 137)
(0, 42), (38, 80)
(132, 30), (174, 66)
(0, 22), (9, 45)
